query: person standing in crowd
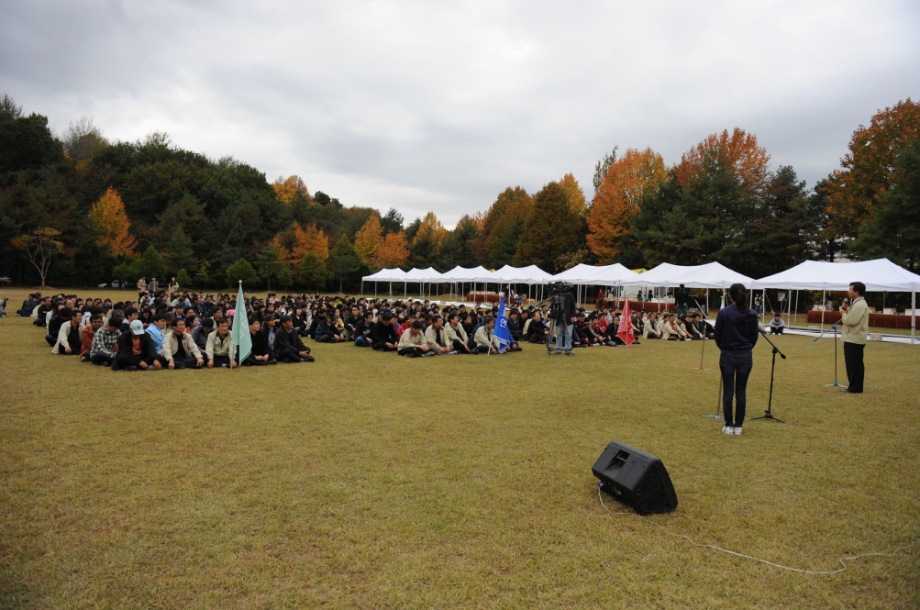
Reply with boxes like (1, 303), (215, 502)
(675, 284), (690, 316)
(840, 281), (869, 394)
(714, 283), (759, 436)
(136, 276), (147, 300)
(553, 286), (577, 356)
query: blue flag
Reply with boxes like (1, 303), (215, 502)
(231, 281), (252, 365)
(494, 296), (512, 354)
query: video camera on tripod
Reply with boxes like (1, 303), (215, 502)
(547, 281), (572, 321)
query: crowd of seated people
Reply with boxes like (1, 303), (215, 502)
(17, 286), (718, 370)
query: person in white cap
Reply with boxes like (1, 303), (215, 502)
(112, 319), (162, 371)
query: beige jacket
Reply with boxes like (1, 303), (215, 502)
(841, 297), (869, 345)
(161, 330), (203, 363)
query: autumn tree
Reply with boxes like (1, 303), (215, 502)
(849, 137), (920, 269)
(513, 181), (585, 273)
(476, 187), (533, 268)
(559, 173), (587, 216)
(409, 211), (448, 268)
(87, 187), (137, 258)
(272, 175), (311, 203)
(825, 99), (920, 243)
(291, 223), (329, 262)
(11, 227), (64, 286)
(587, 148), (667, 263)
(377, 231), (409, 268)
(674, 128), (770, 193)
(354, 212), (384, 269)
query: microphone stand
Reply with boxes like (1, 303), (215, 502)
(823, 324), (841, 387)
(752, 330), (786, 424)
(693, 298), (709, 370)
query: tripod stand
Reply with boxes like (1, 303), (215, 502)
(752, 331), (786, 423)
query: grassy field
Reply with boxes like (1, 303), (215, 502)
(1, 288), (919, 609)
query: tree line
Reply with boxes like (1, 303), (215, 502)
(1, 94), (917, 290)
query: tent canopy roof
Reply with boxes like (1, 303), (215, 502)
(751, 258), (920, 292)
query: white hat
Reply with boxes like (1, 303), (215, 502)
(129, 319), (145, 335)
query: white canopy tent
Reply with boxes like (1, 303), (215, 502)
(361, 268), (408, 297)
(403, 267), (444, 298)
(549, 263), (640, 307)
(752, 258), (919, 342)
(621, 261), (753, 289)
(440, 265), (496, 297)
(619, 262), (753, 312)
(492, 264), (554, 284)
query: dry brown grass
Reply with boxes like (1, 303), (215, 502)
(1, 287), (918, 609)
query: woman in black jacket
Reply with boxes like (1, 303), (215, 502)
(714, 283), (760, 436)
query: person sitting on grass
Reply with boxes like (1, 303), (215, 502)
(314, 313), (345, 343)
(112, 320), (162, 371)
(371, 311), (399, 351)
(769, 313), (785, 335)
(445, 311), (473, 353)
(206, 318), (235, 368)
(641, 312), (663, 340)
(573, 312), (601, 347)
(146, 313), (169, 354)
(473, 316), (501, 354)
(424, 315), (454, 355)
(239, 315), (275, 366)
(191, 317), (214, 353)
(80, 314), (104, 360)
(522, 311), (549, 343)
(274, 315), (315, 363)
(161, 317), (204, 369)
(51, 308), (83, 355)
(89, 316), (122, 367)
(353, 311), (375, 347)
(397, 320), (433, 357)
(690, 313), (713, 339)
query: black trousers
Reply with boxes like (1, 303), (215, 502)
(843, 342), (865, 393)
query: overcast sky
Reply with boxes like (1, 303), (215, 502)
(2, 0), (918, 227)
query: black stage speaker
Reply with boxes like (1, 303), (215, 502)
(592, 441), (678, 515)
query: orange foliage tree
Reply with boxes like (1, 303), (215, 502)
(272, 175), (311, 203)
(291, 223), (328, 262)
(825, 98), (920, 240)
(674, 128), (770, 193)
(269, 222), (328, 266)
(87, 187), (137, 257)
(377, 231), (409, 268)
(559, 173), (587, 216)
(354, 212), (384, 268)
(587, 148), (666, 263)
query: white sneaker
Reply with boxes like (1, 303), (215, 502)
(733, 427), (742, 435)
(722, 425), (734, 435)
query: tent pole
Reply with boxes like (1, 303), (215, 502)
(906, 290), (915, 343)
(821, 289), (826, 330)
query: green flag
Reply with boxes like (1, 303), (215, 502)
(232, 281), (252, 365)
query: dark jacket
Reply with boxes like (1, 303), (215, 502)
(370, 321), (397, 345)
(714, 305), (759, 354)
